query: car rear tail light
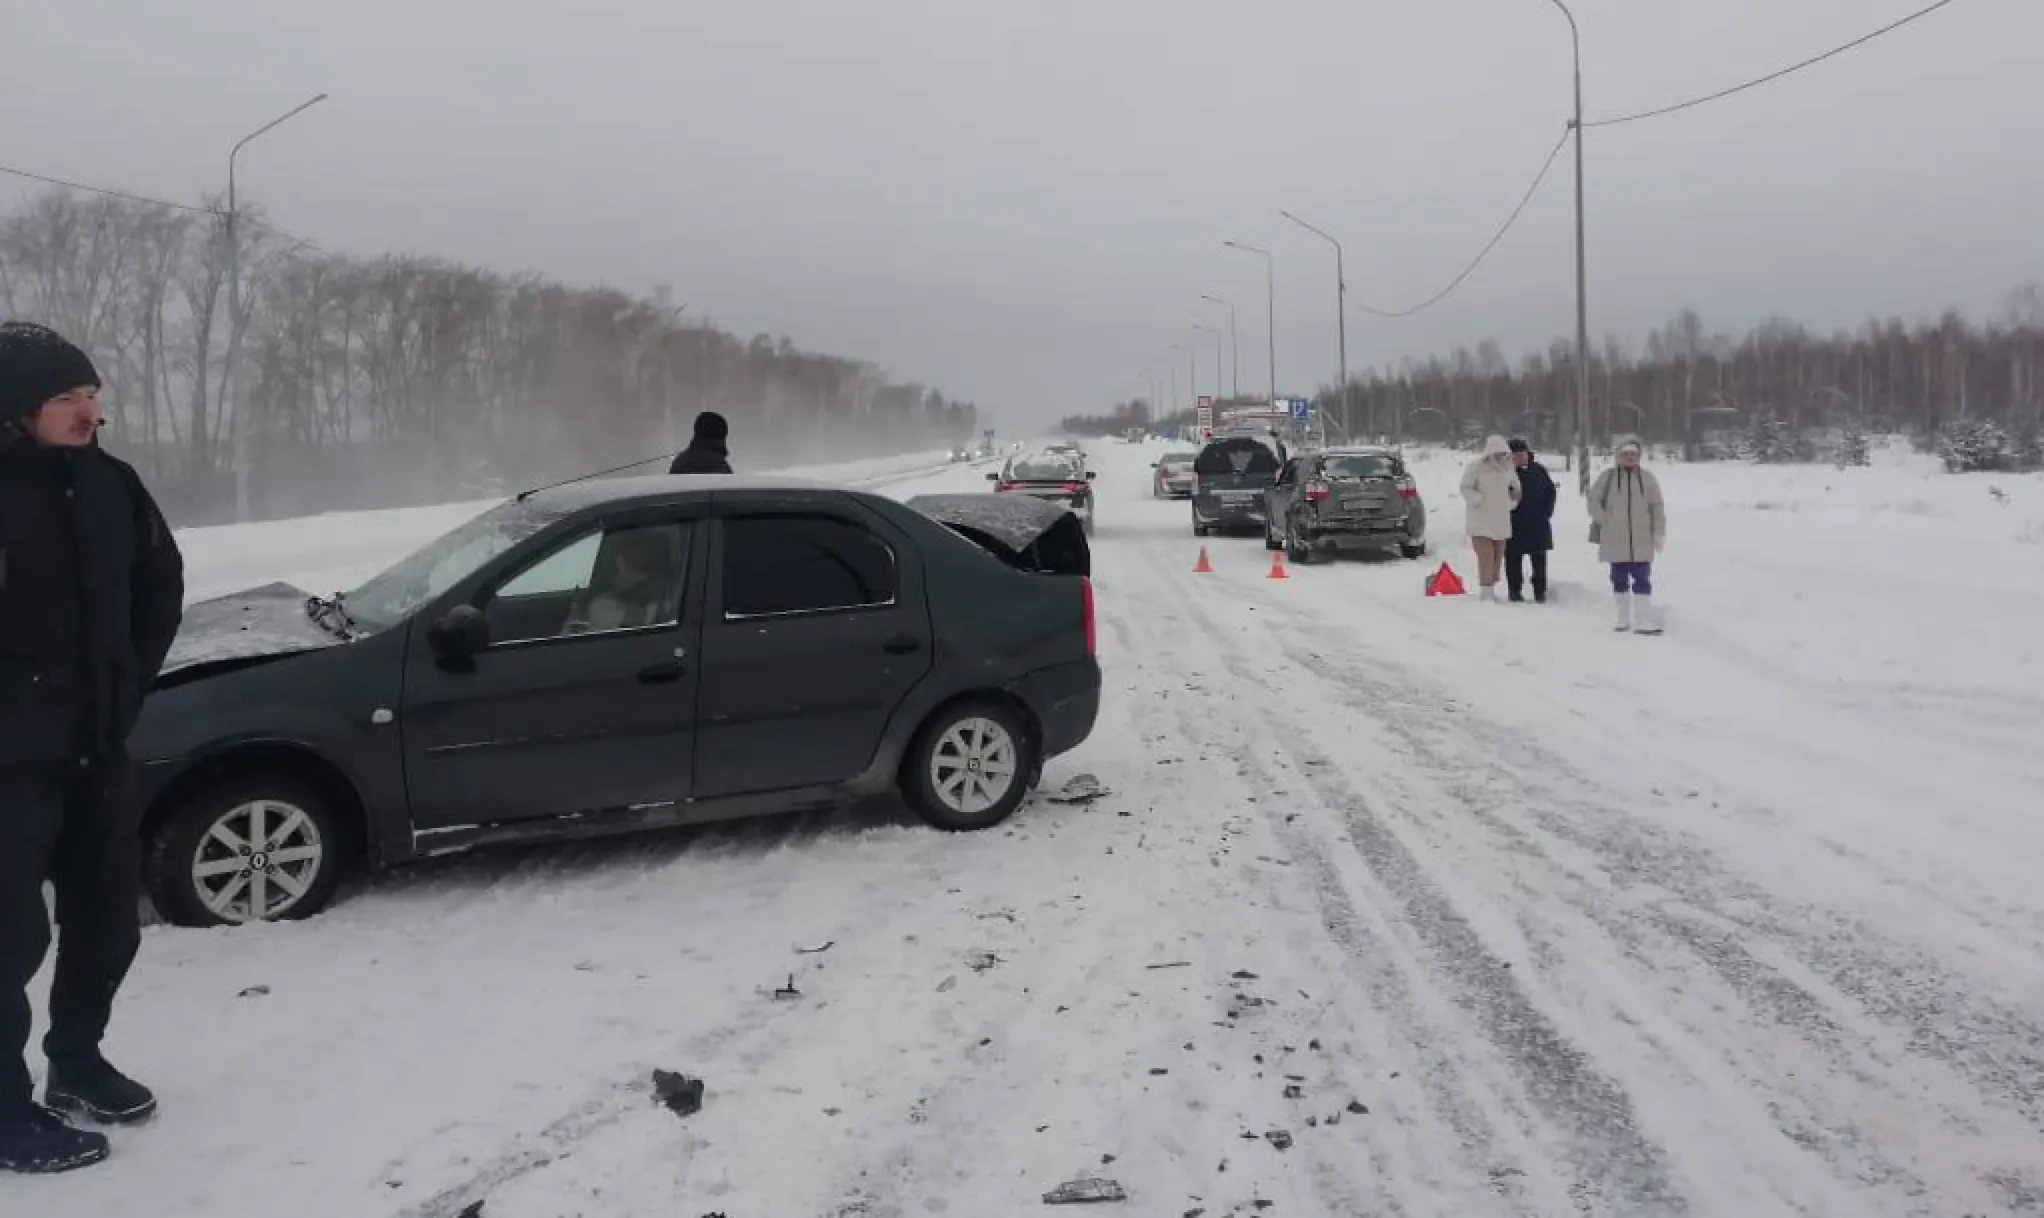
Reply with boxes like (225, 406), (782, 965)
(1396, 478), (1418, 498)
(1303, 480), (1331, 502)
(995, 480), (1019, 492)
(1081, 577), (1096, 656)
(1061, 481), (1083, 494)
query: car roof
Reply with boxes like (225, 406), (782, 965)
(516, 473), (857, 513)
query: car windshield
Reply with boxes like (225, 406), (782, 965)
(1320, 454), (1401, 480)
(341, 498), (571, 631)
(1010, 457), (1080, 481)
(1161, 452), (1196, 465)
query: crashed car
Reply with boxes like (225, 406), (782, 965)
(1264, 446), (1428, 562)
(1150, 450), (1197, 499)
(132, 480), (1099, 927)
(988, 451), (1097, 533)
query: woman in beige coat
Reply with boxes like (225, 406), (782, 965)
(1587, 436), (1667, 633)
(1459, 434), (1521, 601)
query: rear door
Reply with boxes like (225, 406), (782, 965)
(1195, 438), (1280, 508)
(1319, 453), (1403, 525)
(694, 501), (935, 798)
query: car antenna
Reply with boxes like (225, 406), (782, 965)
(514, 453), (674, 502)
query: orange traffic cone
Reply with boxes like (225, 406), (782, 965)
(1426, 562), (1466, 597)
(1193, 546), (1213, 573)
(1267, 549), (1289, 580)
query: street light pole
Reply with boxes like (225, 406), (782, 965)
(1223, 241), (1277, 409)
(1201, 295), (1240, 399)
(1548, 0), (1591, 492)
(224, 92), (329, 521)
(1279, 211), (1348, 439)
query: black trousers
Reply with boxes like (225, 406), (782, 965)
(1505, 541), (1549, 600)
(0, 762), (140, 1111)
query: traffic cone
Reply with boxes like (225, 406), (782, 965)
(1267, 549), (1289, 580)
(1193, 546), (1213, 573)
(1429, 562), (1466, 596)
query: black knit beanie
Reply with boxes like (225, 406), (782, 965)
(0, 322), (101, 421)
(692, 410), (729, 443)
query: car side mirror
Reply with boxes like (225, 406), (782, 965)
(428, 604), (491, 659)
(985, 471), (1000, 481)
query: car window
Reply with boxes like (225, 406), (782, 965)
(1009, 458), (1080, 481)
(722, 514), (897, 618)
(1194, 439), (1280, 476)
(482, 521), (690, 643)
(1321, 454), (1400, 480)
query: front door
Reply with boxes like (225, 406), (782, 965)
(694, 507), (934, 799)
(402, 515), (704, 830)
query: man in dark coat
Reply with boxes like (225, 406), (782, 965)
(0, 323), (184, 1174)
(667, 410), (733, 474)
(1505, 437), (1556, 603)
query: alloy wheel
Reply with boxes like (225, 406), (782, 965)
(928, 717), (1019, 816)
(190, 799), (326, 924)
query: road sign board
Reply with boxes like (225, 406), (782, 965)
(1287, 397), (1311, 420)
(1195, 396), (1214, 435)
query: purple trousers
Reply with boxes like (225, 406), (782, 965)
(1609, 561), (1653, 595)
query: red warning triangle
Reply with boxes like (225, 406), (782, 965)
(1430, 562), (1466, 597)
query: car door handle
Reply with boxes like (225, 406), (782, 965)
(638, 661), (685, 684)
(882, 634), (924, 655)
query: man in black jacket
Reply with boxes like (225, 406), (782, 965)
(1505, 437), (1556, 604)
(667, 410), (733, 474)
(0, 323), (184, 1173)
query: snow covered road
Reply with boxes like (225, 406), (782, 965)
(24, 440), (2044, 1217)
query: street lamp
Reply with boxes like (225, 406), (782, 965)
(1193, 325), (1224, 406)
(224, 92), (330, 521)
(1222, 240), (1277, 409)
(1200, 295), (1240, 399)
(1547, 0), (1590, 491)
(1278, 210), (1348, 439)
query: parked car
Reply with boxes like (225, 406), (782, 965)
(1151, 451), (1197, 499)
(1189, 434), (1282, 536)
(130, 479), (1100, 927)
(988, 451), (1096, 533)
(1264, 446), (1427, 562)
(948, 447), (971, 463)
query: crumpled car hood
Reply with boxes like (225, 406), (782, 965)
(906, 493), (1090, 577)
(163, 581), (341, 676)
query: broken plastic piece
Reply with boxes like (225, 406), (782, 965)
(1044, 1178), (1128, 1204)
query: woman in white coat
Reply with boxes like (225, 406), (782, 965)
(1459, 435), (1521, 601)
(1587, 436), (1667, 633)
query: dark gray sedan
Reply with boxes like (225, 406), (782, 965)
(1264, 447), (1428, 562)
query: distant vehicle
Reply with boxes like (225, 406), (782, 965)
(1150, 451), (1198, 499)
(1189, 435), (1282, 536)
(948, 447), (971, 463)
(129, 478), (1100, 926)
(1264, 446), (1427, 562)
(989, 451), (1096, 533)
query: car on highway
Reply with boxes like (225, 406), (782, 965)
(130, 478), (1100, 927)
(948, 446), (971, 463)
(988, 450), (1096, 532)
(1264, 446), (1428, 562)
(1150, 451), (1197, 499)
(1189, 434), (1282, 536)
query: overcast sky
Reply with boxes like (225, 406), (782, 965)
(5, 0), (2036, 429)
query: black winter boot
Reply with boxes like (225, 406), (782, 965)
(0, 1104), (110, 1173)
(45, 1058), (156, 1125)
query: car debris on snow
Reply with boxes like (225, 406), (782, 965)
(651, 1069), (705, 1117)
(1346, 1099), (1370, 1114)
(937, 974), (959, 992)
(1145, 960), (1192, 970)
(795, 940), (835, 954)
(1044, 774), (1111, 805)
(967, 950), (1005, 972)
(1264, 1129), (1294, 1150)
(1043, 1178), (1127, 1204)
(773, 974), (801, 999)
(236, 984), (270, 998)
(454, 1201), (484, 1218)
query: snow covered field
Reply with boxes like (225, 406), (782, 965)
(24, 439), (2044, 1217)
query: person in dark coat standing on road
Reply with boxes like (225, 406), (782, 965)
(1505, 437), (1556, 603)
(667, 410), (733, 474)
(0, 323), (184, 1174)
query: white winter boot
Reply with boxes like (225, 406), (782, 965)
(1613, 591), (1633, 632)
(1633, 595), (1663, 635)
(1480, 585), (1499, 603)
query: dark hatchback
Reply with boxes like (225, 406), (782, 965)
(1264, 446), (1428, 562)
(1190, 435), (1282, 536)
(133, 478), (1099, 926)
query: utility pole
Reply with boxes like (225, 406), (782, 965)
(1279, 210), (1348, 439)
(1201, 295), (1240, 399)
(1223, 241), (1278, 409)
(1549, 0), (1591, 492)
(224, 93), (329, 521)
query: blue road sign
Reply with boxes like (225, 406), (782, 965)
(1288, 397), (1311, 420)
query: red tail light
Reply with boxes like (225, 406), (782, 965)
(1303, 480), (1330, 502)
(1081, 577), (1096, 656)
(1396, 478), (1418, 498)
(1060, 481), (1082, 494)
(995, 480), (1019, 492)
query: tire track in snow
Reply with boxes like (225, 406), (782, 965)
(1225, 570), (2044, 1215)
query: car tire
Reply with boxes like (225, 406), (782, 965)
(902, 700), (1039, 832)
(1400, 541), (1427, 559)
(145, 774), (349, 928)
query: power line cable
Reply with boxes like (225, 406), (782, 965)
(1345, 125), (1571, 319)
(1586, 0), (1964, 128)
(0, 163), (217, 214)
